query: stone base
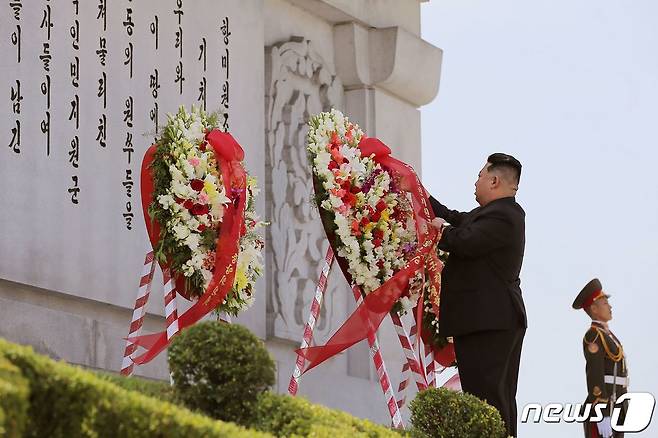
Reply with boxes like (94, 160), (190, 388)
(0, 278), (169, 379)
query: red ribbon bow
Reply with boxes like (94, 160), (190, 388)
(128, 131), (247, 365)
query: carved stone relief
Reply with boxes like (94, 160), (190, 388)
(264, 37), (347, 344)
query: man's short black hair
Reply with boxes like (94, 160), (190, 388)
(487, 153), (522, 184)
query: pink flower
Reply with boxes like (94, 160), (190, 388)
(337, 204), (349, 214)
(198, 192), (209, 205)
(330, 188), (346, 198)
(188, 157), (200, 167)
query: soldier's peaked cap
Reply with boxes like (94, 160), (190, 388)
(572, 278), (610, 309)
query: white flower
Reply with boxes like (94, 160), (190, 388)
(185, 233), (200, 251)
(169, 165), (185, 183)
(158, 194), (176, 209)
(172, 181), (193, 198)
(210, 202), (225, 221)
(173, 223), (190, 240)
(399, 296), (415, 313)
(185, 120), (205, 142)
(201, 268), (213, 284)
(330, 196), (343, 209)
(182, 160), (196, 179)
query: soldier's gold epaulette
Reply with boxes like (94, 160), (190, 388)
(583, 328), (601, 345)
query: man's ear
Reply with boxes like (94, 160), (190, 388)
(490, 175), (500, 188)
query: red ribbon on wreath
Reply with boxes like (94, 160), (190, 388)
(127, 130), (246, 365)
(296, 136), (456, 374)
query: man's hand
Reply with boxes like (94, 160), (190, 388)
(431, 217), (448, 231)
(597, 417), (613, 438)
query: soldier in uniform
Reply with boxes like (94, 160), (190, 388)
(573, 278), (629, 438)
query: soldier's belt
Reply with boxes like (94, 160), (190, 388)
(604, 375), (628, 387)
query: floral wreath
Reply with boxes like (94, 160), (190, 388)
(147, 106), (265, 316)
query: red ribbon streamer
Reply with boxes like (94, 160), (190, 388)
(128, 131), (246, 365)
(296, 136), (455, 374)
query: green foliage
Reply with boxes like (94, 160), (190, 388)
(0, 356), (29, 437)
(168, 321), (276, 425)
(0, 337), (270, 438)
(409, 388), (507, 438)
(251, 392), (401, 438)
(93, 370), (175, 403)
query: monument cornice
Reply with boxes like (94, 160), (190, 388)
(334, 22), (442, 107)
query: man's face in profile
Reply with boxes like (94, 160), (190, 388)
(591, 296), (613, 322)
(474, 162), (491, 206)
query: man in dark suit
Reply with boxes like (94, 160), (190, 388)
(429, 153), (527, 437)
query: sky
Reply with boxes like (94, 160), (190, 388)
(420, 1), (658, 436)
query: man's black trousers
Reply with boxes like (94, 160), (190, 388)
(454, 327), (526, 437)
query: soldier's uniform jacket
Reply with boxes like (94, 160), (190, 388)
(583, 321), (628, 437)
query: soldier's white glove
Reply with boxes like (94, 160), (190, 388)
(597, 416), (613, 438)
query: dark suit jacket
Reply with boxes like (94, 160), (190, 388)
(430, 196), (527, 337)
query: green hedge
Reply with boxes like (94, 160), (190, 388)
(94, 370), (175, 403)
(0, 338), (270, 438)
(3, 336), (509, 438)
(409, 388), (507, 438)
(250, 391), (401, 438)
(0, 356), (29, 438)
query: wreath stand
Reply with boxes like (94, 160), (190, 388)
(287, 247), (456, 428)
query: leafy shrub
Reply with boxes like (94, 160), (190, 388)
(251, 391), (400, 437)
(0, 337), (270, 438)
(94, 370), (175, 403)
(0, 355), (29, 437)
(409, 388), (507, 438)
(168, 321), (276, 425)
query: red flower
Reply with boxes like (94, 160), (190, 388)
(371, 211), (381, 222)
(376, 200), (387, 212)
(373, 229), (384, 241)
(350, 185), (361, 194)
(343, 191), (357, 208)
(360, 216), (369, 227)
(330, 132), (341, 146)
(175, 197), (184, 205)
(351, 220), (361, 236)
(377, 259), (385, 270)
(183, 199), (194, 210)
(200, 142), (207, 151)
(191, 204), (210, 216)
(373, 238), (383, 248)
(198, 224), (207, 232)
(190, 179), (205, 191)
(329, 142), (345, 164)
(328, 160), (339, 171)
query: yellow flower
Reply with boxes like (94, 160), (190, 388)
(204, 180), (218, 199)
(380, 209), (390, 221)
(234, 268), (248, 291)
(364, 222), (376, 234)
